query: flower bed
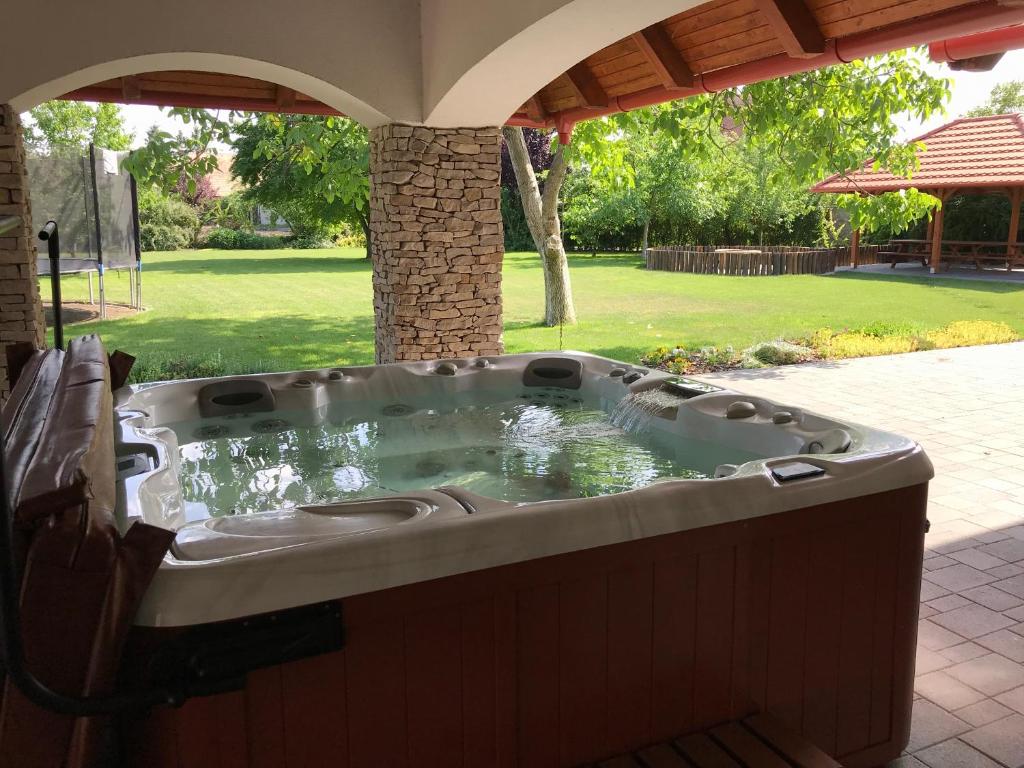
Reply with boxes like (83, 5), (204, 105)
(641, 320), (1018, 374)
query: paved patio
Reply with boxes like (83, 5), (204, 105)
(702, 342), (1024, 768)
(837, 263), (1024, 284)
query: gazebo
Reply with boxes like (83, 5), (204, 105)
(812, 112), (1024, 273)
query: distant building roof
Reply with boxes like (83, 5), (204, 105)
(811, 113), (1024, 195)
(208, 153), (241, 197)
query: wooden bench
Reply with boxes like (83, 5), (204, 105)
(592, 713), (842, 768)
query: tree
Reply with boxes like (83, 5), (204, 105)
(122, 110), (234, 196)
(966, 81), (1024, 117)
(502, 126), (575, 325)
(506, 48), (950, 326)
(24, 100), (132, 153)
(231, 113), (370, 250)
(123, 109), (371, 251)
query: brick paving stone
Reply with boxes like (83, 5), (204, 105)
(921, 605), (940, 619)
(908, 700), (973, 753)
(931, 605), (1016, 639)
(995, 685), (1024, 715)
(916, 671), (988, 710)
(926, 555), (960, 571)
(919, 647), (954, 674)
(915, 738), (1003, 768)
(921, 620), (970, 651)
(961, 714), (1024, 767)
(994, 575), (1024, 599)
(929, 595), (974, 613)
(975, 630), (1024, 662)
(940, 643), (990, 664)
(954, 700), (1015, 728)
(961, 585), (1024, 612)
(924, 579), (955, 601)
(1007, 605), (1024, 622)
(888, 757), (929, 768)
(945, 653), (1024, 696)
(979, 540), (1024, 564)
(950, 548), (1009, 571)
(927, 565), (998, 593)
(988, 563), (1024, 580)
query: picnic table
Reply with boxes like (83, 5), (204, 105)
(882, 239), (1024, 271)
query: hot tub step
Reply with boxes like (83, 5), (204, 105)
(595, 714), (842, 768)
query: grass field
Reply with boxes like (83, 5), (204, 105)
(42, 247), (1024, 375)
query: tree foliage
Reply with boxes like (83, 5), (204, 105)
(25, 101), (132, 153)
(122, 109), (234, 196)
(573, 48), (950, 237)
(966, 80), (1024, 117)
(230, 113), (370, 247)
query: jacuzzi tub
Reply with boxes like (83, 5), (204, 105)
(115, 352), (931, 767)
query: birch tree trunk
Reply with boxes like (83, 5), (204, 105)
(502, 126), (577, 326)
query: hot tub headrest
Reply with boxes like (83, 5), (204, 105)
(0, 335), (174, 768)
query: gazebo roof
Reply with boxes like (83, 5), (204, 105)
(811, 112), (1024, 194)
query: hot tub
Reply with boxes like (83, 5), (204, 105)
(114, 352), (931, 767)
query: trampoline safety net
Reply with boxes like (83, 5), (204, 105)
(27, 145), (138, 276)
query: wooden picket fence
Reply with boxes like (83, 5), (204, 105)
(646, 244), (880, 275)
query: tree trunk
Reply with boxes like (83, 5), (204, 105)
(641, 217), (650, 261)
(502, 126), (577, 326)
(358, 213), (371, 260)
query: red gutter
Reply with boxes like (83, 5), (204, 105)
(525, 2), (1024, 143)
(60, 86), (345, 117)
(929, 24), (1024, 65)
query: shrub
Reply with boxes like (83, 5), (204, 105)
(286, 233), (335, 249)
(810, 328), (928, 359)
(139, 188), (201, 251)
(640, 345), (738, 374)
(207, 192), (257, 231)
(741, 340), (815, 368)
(926, 320), (1017, 348)
(129, 353), (276, 384)
(200, 228), (283, 250)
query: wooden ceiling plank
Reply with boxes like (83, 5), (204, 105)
(631, 23), (695, 87)
(275, 85), (297, 108)
(758, 0), (826, 57)
(565, 62), (610, 107)
(120, 76), (142, 100)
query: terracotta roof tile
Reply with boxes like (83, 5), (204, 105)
(811, 113), (1024, 194)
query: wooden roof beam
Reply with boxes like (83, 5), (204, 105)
(275, 85), (297, 109)
(632, 23), (694, 89)
(120, 76), (142, 101)
(525, 95), (547, 121)
(565, 62), (609, 108)
(759, 0), (826, 58)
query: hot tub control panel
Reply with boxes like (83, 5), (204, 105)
(664, 377), (724, 399)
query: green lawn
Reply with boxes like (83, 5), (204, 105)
(42, 248), (1024, 374)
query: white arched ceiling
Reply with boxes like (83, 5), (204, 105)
(1, 0), (419, 126)
(3, 0), (701, 128)
(421, 0), (704, 127)
(9, 54), (392, 128)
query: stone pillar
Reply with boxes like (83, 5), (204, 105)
(369, 125), (503, 363)
(0, 105), (45, 400)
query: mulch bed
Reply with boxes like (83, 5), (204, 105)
(43, 302), (140, 325)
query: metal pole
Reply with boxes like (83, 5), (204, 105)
(89, 143), (106, 319)
(38, 221), (63, 351)
(129, 171), (142, 310)
(88, 270), (94, 304)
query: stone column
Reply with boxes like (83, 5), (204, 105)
(0, 105), (45, 400)
(369, 125), (503, 363)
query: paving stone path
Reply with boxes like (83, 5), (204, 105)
(702, 342), (1024, 768)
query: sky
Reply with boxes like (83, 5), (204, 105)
(113, 49), (1024, 148)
